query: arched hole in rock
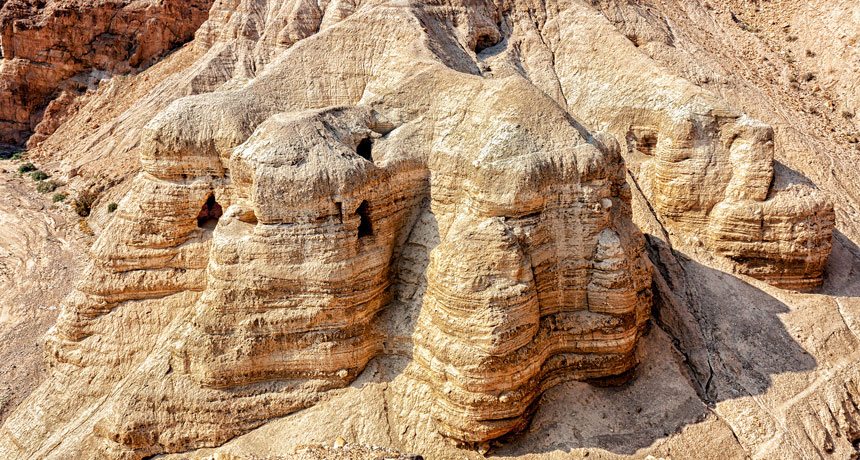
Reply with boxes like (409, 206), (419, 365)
(475, 33), (497, 53)
(637, 134), (658, 155)
(357, 138), (373, 162)
(197, 194), (223, 228)
(357, 200), (373, 238)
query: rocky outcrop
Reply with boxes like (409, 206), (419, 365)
(496, 2), (834, 290)
(0, 3), (653, 456)
(0, 0), (212, 146)
(0, 0), (844, 459)
(404, 79), (650, 443)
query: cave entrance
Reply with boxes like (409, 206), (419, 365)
(357, 200), (372, 238)
(357, 137), (373, 162)
(626, 127), (660, 156)
(475, 33), (497, 53)
(638, 134), (658, 155)
(197, 194), (223, 228)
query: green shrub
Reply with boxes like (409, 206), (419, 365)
(10, 151), (25, 161)
(107, 202), (118, 213)
(17, 162), (36, 174)
(36, 180), (59, 193)
(30, 170), (49, 181)
(52, 193), (66, 203)
(72, 191), (98, 217)
(0, 150), (23, 160)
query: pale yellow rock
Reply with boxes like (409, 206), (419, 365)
(0, 0), (846, 460)
(0, 3), (654, 455)
(499, 1), (834, 290)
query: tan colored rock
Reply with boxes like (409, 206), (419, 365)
(498, 1), (834, 290)
(0, 0), (852, 460)
(0, 3), (653, 456)
(401, 75), (650, 444)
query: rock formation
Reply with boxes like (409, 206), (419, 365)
(0, 3), (655, 456)
(493, 1), (835, 290)
(0, 0), (212, 146)
(0, 0), (849, 459)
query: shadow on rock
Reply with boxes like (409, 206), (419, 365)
(494, 244), (817, 457)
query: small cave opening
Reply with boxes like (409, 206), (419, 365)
(357, 137), (374, 162)
(475, 33), (497, 53)
(356, 200), (373, 238)
(625, 33), (643, 48)
(638, 134), (658, 155)
(335, 201), (343, 223)
(197, 194), (223, 228)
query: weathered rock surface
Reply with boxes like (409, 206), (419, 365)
(492, 1), (834, 290)
(0, 0), (854, 460)
(12, 38), (650, 460)
(0, 0), (212, 146)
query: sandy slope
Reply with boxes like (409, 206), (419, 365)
(0, 160), (85, 425)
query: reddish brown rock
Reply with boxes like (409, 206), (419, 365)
(0, 0), (212, 146)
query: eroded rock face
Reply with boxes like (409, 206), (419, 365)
(495, 2), (834, 290)
(0, 0), (840, 459)
(1, 3), (653, 456)
(0, 0), (212, 146)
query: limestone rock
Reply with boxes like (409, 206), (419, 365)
(0, 3), (653, 456)
(497, 1), (834, 290)
(0, 0), (849, 459)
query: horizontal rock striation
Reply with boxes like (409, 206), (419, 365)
(400, 73), (651, 444)
(498, 2), (834, 290)
(175, 107), (428, 389)
(94, 66), (649, 454)
(1, 3), (653, 452)
(0, 0), (841, 459)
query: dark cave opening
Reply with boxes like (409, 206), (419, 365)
(197, 194), (223, 228)
(475, 33), (497, 53)
(357, 137), (373, 162)
(638, 134), (658, 155)
(357, 200), (373, 238)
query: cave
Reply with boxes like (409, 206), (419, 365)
(637, 133), (658, 155)
(357, 138), (373, 162)
(356, 200), (373, 238)
(475, 33), (498, 53)
(197, 194), (223, 228)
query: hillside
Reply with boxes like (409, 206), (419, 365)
(0, 1), (859, 459)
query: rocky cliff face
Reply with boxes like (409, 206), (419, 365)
(0, 0), (855, 459)
(0, 0), (212, 146)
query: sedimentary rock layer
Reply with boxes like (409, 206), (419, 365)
(0, 3), (653, 454)
(0, 0), (841, 459)
(496, 1), (834, 290)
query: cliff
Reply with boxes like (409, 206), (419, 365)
(0, 0), (212, 146)
(0, 0), (857, 459)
